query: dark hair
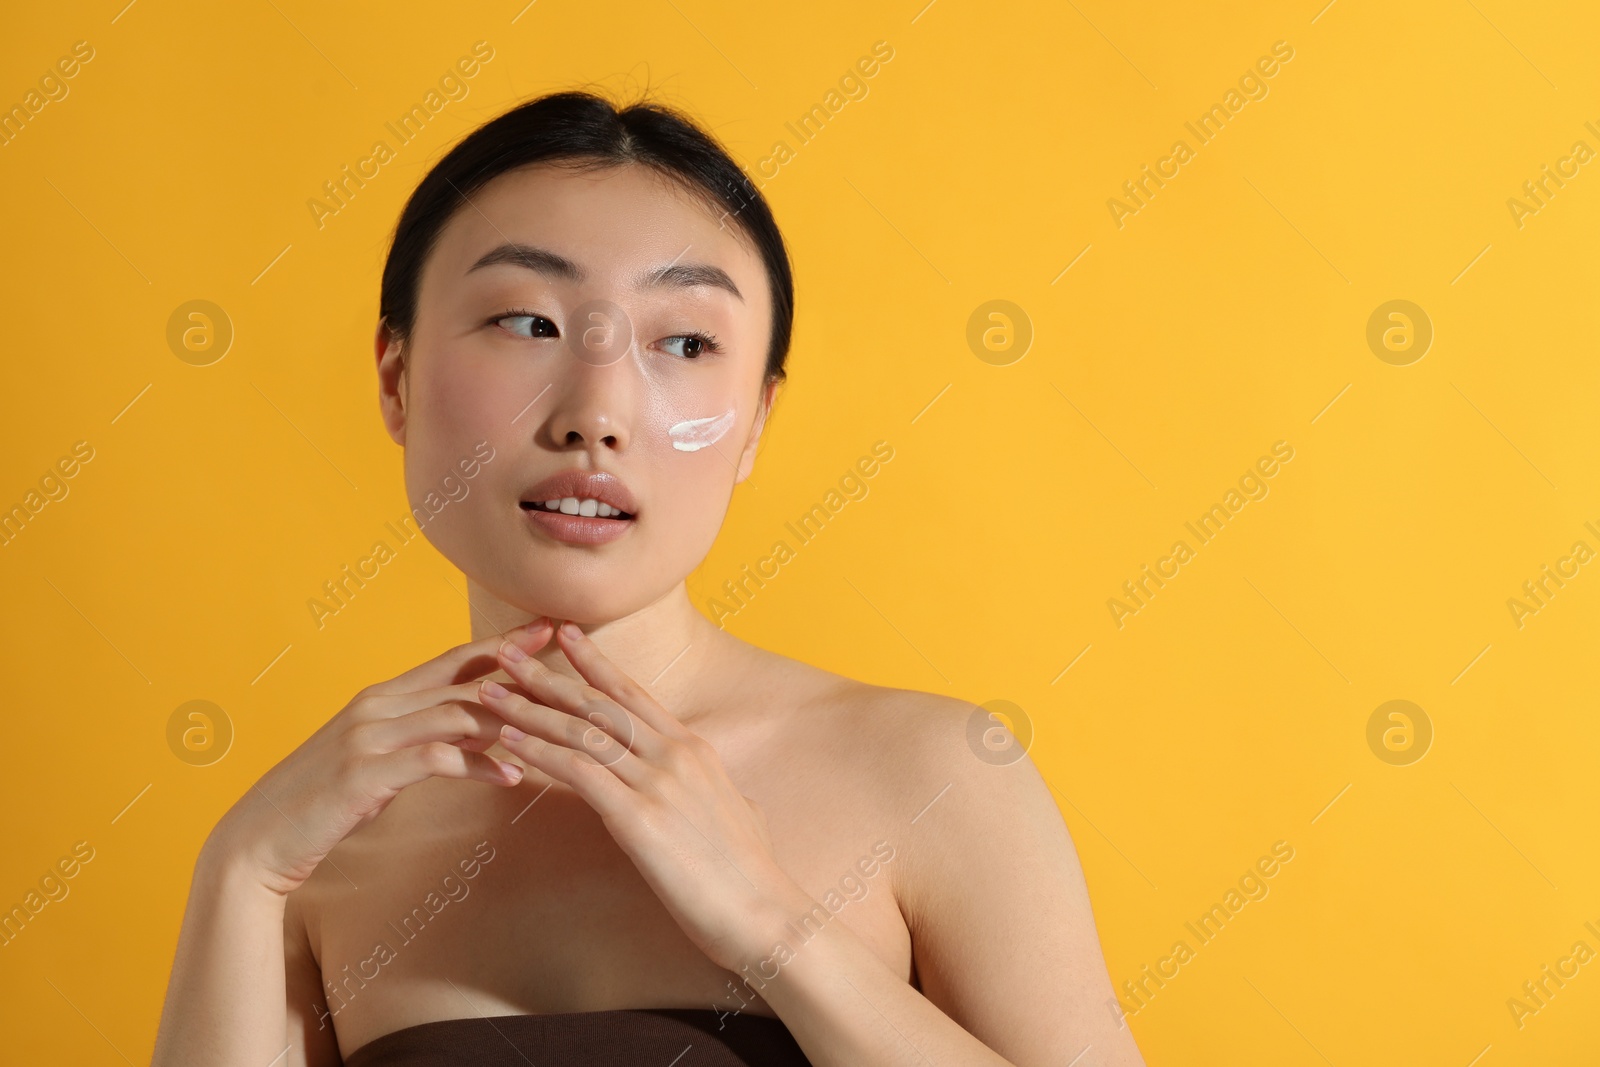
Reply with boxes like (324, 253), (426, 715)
(379, 89), (794, 385)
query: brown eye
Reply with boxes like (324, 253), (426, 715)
(497, 313), (559, 338)
(661, 333), (720, 359)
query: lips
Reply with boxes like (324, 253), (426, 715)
(518, 469), (638, 519)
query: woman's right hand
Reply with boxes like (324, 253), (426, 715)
(202, 618), (554, 896)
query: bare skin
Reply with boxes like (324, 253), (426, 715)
(152, 159), (1144, 1067)
(291, 616), (920, 1057)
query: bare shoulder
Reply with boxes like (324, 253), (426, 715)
(730, 641), (1043, 851)
(729, 632), (1012, 750)
(813, 683), (1059, 890)
(727, 641), (993, 776)
(748, 657), (1143, 1062)
(783, 660), (1030, 805)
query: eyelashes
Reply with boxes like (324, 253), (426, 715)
(490, 308), (722, 359)
(492, 309), (560, 339)
(660, 331), (722, 359)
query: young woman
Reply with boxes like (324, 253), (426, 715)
(151, 90), (1146, 1067)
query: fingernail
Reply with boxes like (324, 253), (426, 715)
(560, 621), (582, 639)
(499, 640), (527, 663)
(502, 724), (527, 741)
(481, 680), (509, 699)
(500, 760), (523, 782)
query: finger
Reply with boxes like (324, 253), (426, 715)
(490, 646), (654, 762)
(552, 621), (687, 739)
(363, 680), (499, 720)
(370, 618), (554, 696)
(365, 701), (513, 753)
(477, 679), (645, 774)
(494, 722), (632, 817)
(492, 646), (656, 764)
(365, 740), (524, 794)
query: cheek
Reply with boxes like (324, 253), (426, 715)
(402, 355), (517, 508)
(408, 351), (532, 488)
(636, 395), (744, 534)
(665, 407), (736, 452)
(417, 351), (506, 429)
(636, 380), (743, 460)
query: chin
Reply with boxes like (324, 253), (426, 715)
(430, 500), (719, 623)
(466, 556), (668, 625)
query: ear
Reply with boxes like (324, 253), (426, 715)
(734, 378), (779, 484)
(375, 317), (407, 447)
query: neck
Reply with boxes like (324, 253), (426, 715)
(466, 574), (731, 723)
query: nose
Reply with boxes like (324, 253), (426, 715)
(542, 358), (634, 453)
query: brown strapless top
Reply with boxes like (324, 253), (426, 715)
(341, 1007), (813, 1066)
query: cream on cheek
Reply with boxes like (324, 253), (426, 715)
(667, 407), (735, 452)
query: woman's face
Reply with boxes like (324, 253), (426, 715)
(376, 161), (777, 624)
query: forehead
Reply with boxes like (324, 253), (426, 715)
(424, 161), (767, 303)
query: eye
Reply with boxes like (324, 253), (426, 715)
(493, 309), (559, 339)
(659, 332), (722, 360)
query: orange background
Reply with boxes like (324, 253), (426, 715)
(2, 1), (1597, 1063)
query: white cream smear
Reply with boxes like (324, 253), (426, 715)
(668, 408), (735, 452)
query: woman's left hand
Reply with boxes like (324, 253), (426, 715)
(477, 620), (807, 974)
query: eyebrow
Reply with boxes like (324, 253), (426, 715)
(466, 242), (743, 302)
